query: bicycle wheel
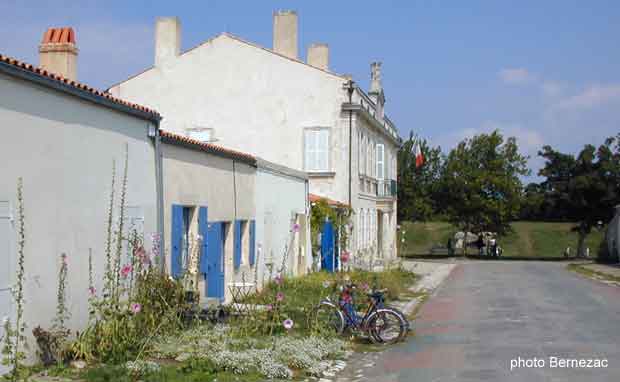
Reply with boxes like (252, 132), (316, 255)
(307, 302), (345, 336)
(385, 306), (411, 332)
(367, 309), (407, 345)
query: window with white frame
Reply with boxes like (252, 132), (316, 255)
(366, 140), (372, 176)
(376, 144), (385, 180)
(304, 128), (329, 172)
(358, 132), (362, 175)
(358, 209), (363, 249)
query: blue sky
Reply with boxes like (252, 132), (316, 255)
(1, 0), (619, 176)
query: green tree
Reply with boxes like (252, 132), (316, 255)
(538, 134), (620, 257)
(397, 132), (444, 222)
(440, 130), (530, 237)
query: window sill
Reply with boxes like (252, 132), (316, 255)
(307, 171), (336, 178)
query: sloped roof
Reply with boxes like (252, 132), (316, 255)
(108, 32), (346, 89)
(159, 130), (256, 165)
(309, 193), (349, 207)
(0, 53), (161, 121)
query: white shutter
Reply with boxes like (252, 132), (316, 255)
(304, 130), (315, 171)
(376, 144), (384, 180)
(318, 129), (328, 171)
(305, 129), (329, 172)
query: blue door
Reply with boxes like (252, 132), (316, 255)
(171, 204), (184, 279)
(202, 222), (225, 301)
(321, 221), (335, 272)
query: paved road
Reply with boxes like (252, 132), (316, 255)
(342, 261), (620, 382)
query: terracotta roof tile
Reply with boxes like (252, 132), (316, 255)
(0, 52), (160, 119)
(309, 193), (348, 207)
(159, 130), (256, 164)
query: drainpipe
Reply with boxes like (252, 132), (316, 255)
(151, 122), (166, 273)
(346, 80), (355, 206)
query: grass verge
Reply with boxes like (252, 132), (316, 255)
(566, 263), (620, 284)
(400, 221), (605, 258)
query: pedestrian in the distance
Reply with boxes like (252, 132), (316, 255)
(476, 233), (485, 256)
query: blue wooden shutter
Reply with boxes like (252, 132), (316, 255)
(234, 220), (242, 270)
(171, 204), (184, 279)
(198, 206), (208, 274)
(249, 220), (256, 266)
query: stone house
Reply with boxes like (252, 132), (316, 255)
(108, 11), (400, 266)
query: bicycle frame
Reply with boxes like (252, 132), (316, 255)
(338, 287), (382, 332)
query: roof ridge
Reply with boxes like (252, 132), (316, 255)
(219, 32), (345, 79)
(0, 52), (160, 118)
(159, 129), (256, 163)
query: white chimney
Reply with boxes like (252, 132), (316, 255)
(369, 62), (385, 120)
(307, 43), (329, 70)
(155, 17), (181, 67)
(273, 10), (298, 60)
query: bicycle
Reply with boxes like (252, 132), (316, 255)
(307, 283), (409, 344)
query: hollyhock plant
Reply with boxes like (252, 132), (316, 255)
(266, 304), (273, 312)
(88, 286), (96, 296)
(291, 223), (300, 233)
(121, 264), (133, 279)
(276, 292), (284, 302)
(274, 275), (283, 285)
(283, 318), (294, 330)
(340, 251), (350, 263)
(130, 303), (142, 314)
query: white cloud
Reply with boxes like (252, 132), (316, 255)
(552, 84), (620, 111)
(498, 68), (536, 85)
(541, 80), (564, 98)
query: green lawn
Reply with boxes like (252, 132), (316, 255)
(399, 221), (605, 258)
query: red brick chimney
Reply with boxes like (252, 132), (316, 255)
(39, 27), (78, 80)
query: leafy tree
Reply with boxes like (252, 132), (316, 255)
(519, 182), (546, 220)
(538, 134), (620, 257)
(397, 132), (444, 222)
(439, 130), (530, 237)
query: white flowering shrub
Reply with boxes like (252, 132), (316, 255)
(150, 324), (347, 379)
(275, 336), (346, 373)
(125, 360), (161, 376)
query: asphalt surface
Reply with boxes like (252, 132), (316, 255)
(342, 261), (620, 382)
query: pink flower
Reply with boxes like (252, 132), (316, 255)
(274, 275), (283, 285)
(283, 319), (294, 330)
(130, 303), (141, 314)
(341, 251), (350, 263)
(88, 286), (96, 296)
(291, 223), (300, 233)
(120, 264), (133, 278)
(360, 282), (370, 292)
(266, 304), (273, 312)
(276, 292), (284, 302)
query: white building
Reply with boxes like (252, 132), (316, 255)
(160, 130), (310, 303)
(0, 27), (311, 370)
(0, 30), (160, 369)
(109, 11), (400, 265)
